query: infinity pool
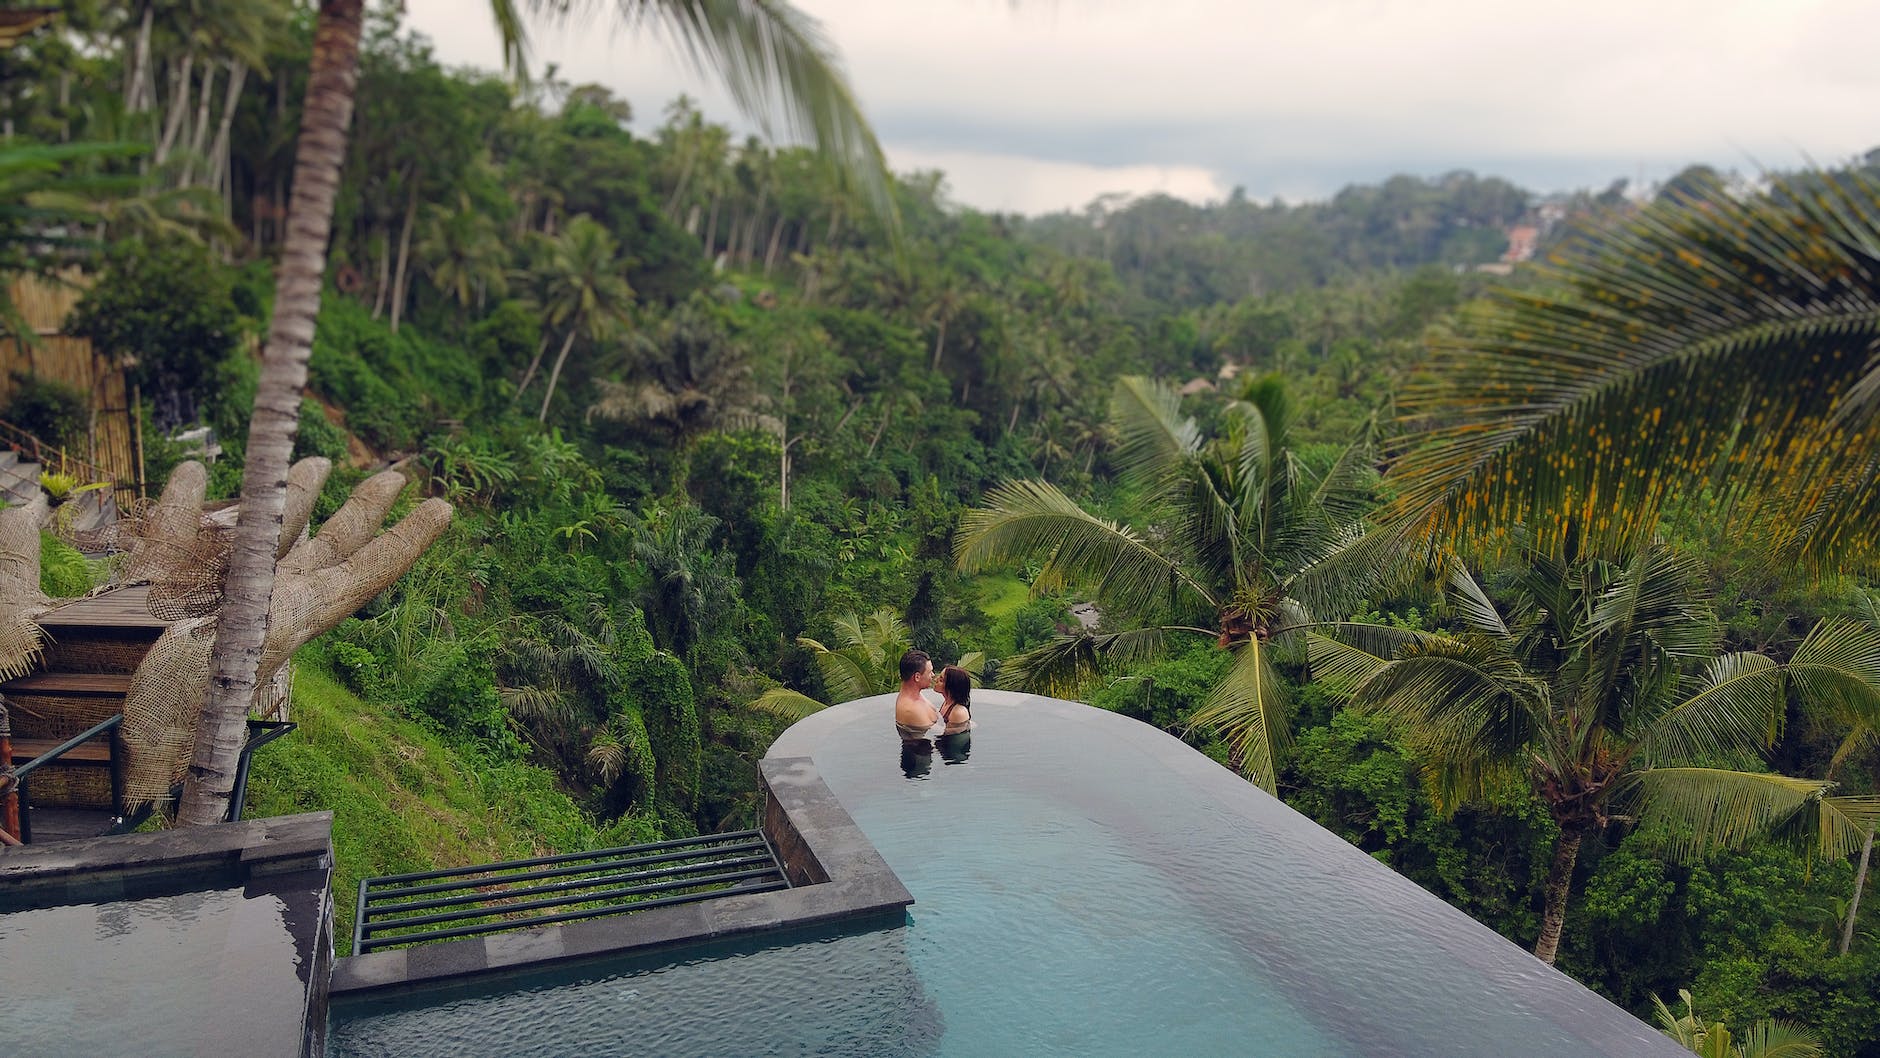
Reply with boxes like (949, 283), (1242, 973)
(329, 692), (1682, 1057)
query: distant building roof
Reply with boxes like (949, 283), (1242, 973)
(1502, 225), (1541, 263)
(1179, 377), (1215, 396)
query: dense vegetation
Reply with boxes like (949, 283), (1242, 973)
(7, 4), (1880, 1051)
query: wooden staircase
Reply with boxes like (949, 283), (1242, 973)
(3, 585), (168, 843)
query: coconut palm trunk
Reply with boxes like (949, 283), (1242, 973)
(176, 0), (365, 827)
(1534, 826), (1583, 965)
(1843, 830), (1875, 956)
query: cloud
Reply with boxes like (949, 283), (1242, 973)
(402, 0), (1880, 213)
(887, 146), (1229, 214)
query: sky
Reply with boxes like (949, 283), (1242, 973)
(402, 0), (1880, 216)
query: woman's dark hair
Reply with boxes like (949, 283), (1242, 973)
(941, 666), (971, 710)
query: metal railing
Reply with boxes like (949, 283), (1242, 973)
(352, 829), (791, 953)
(0, 417), (119, 494)
(9, 713), (122, 844)
(227, 720), (297, 823)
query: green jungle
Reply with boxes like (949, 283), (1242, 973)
(6, 5), (1880, 1054)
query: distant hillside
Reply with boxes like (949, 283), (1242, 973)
(1021, 171), (1545, 309)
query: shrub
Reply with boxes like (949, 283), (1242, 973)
(38, 530), (96, 597)
(2, 372), (87, 450)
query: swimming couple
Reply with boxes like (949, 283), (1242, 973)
(893, 649), (974, 778)
(893, 648), (974, 739)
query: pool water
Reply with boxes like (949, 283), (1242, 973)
(329, 692), (1683, 1057)
(3, 887), (315, 1057)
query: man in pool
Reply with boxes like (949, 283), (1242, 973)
(893, 648), (941, 741)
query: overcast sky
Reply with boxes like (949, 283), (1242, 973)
(402, 0), (1880, 216)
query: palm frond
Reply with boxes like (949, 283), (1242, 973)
(1186, 637), (1290, 793)
(1286, 522), (1429, 621)
(956, 479), (1217, 613)
(541, 0), (890, 220)
(501, 683), (571, 726)
(996, 626), (1174, 699)
(1787, 619), (1880, 733)
(1107, 375), (1201, 493)
(1736, 1018), (1826, 1058)
(1336, 636), (1540, 779)
(1304, 419), (1379, 530)
(954, 650), (986, 679)
(1629, 767), (1880, 862)
(1446, 564), (1510, 639)
(585, 728), (628, 784)
(1304, 632), (1392, 692)
(1634, 652), (1786, 765)
(749, 686), (828, 722)
(808, 644), (874, 702)
(1587, 545), (1717, 662)
(1381, 169), (1880, 566)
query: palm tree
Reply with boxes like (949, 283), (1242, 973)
(1309, 544), (1880, 964)
(585, 297), (769, 445)
(525, 216), (634, 422)
(1653, 989), (1824, 1058)
(179, 0), (893, 825)
(417, 189), (508, 310)
(955, 374), (1378, 792)
(1379, 169), (1880, 575)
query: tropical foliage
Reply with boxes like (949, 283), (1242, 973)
(957, 373), (1378, 790)
(1310, 544), (1880, 963)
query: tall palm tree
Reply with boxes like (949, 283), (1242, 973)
(955, 374), (1378, 791)
(526, 216), (635, 422)
(1309, 544), (1880, 964)
(1380, 169), (1880, 574)
(417, 190), (508, 310)
(585, 297), (768, 444)
(179, 0), (893, 825)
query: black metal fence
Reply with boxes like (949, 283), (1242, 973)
(352, 829), (791, 953)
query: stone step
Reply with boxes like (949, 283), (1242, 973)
(0, 456), (41, 506)
(61, 488), (119, 536)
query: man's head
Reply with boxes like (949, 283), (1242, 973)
(899, 648), (933, 688)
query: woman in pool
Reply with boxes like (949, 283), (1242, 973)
(938, 665), (975, 734)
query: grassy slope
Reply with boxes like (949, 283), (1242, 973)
(975, 573), (1033, 620)
(242, 657), (596, 954)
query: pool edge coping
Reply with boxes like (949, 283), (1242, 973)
(328, 756), (912, 999)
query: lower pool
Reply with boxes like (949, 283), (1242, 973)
(328, 692), (1683, 1057)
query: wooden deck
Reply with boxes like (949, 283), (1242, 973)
(37, 584), (168, 630)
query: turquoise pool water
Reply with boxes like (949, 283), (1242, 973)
(328, 692), (1682, 1057)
